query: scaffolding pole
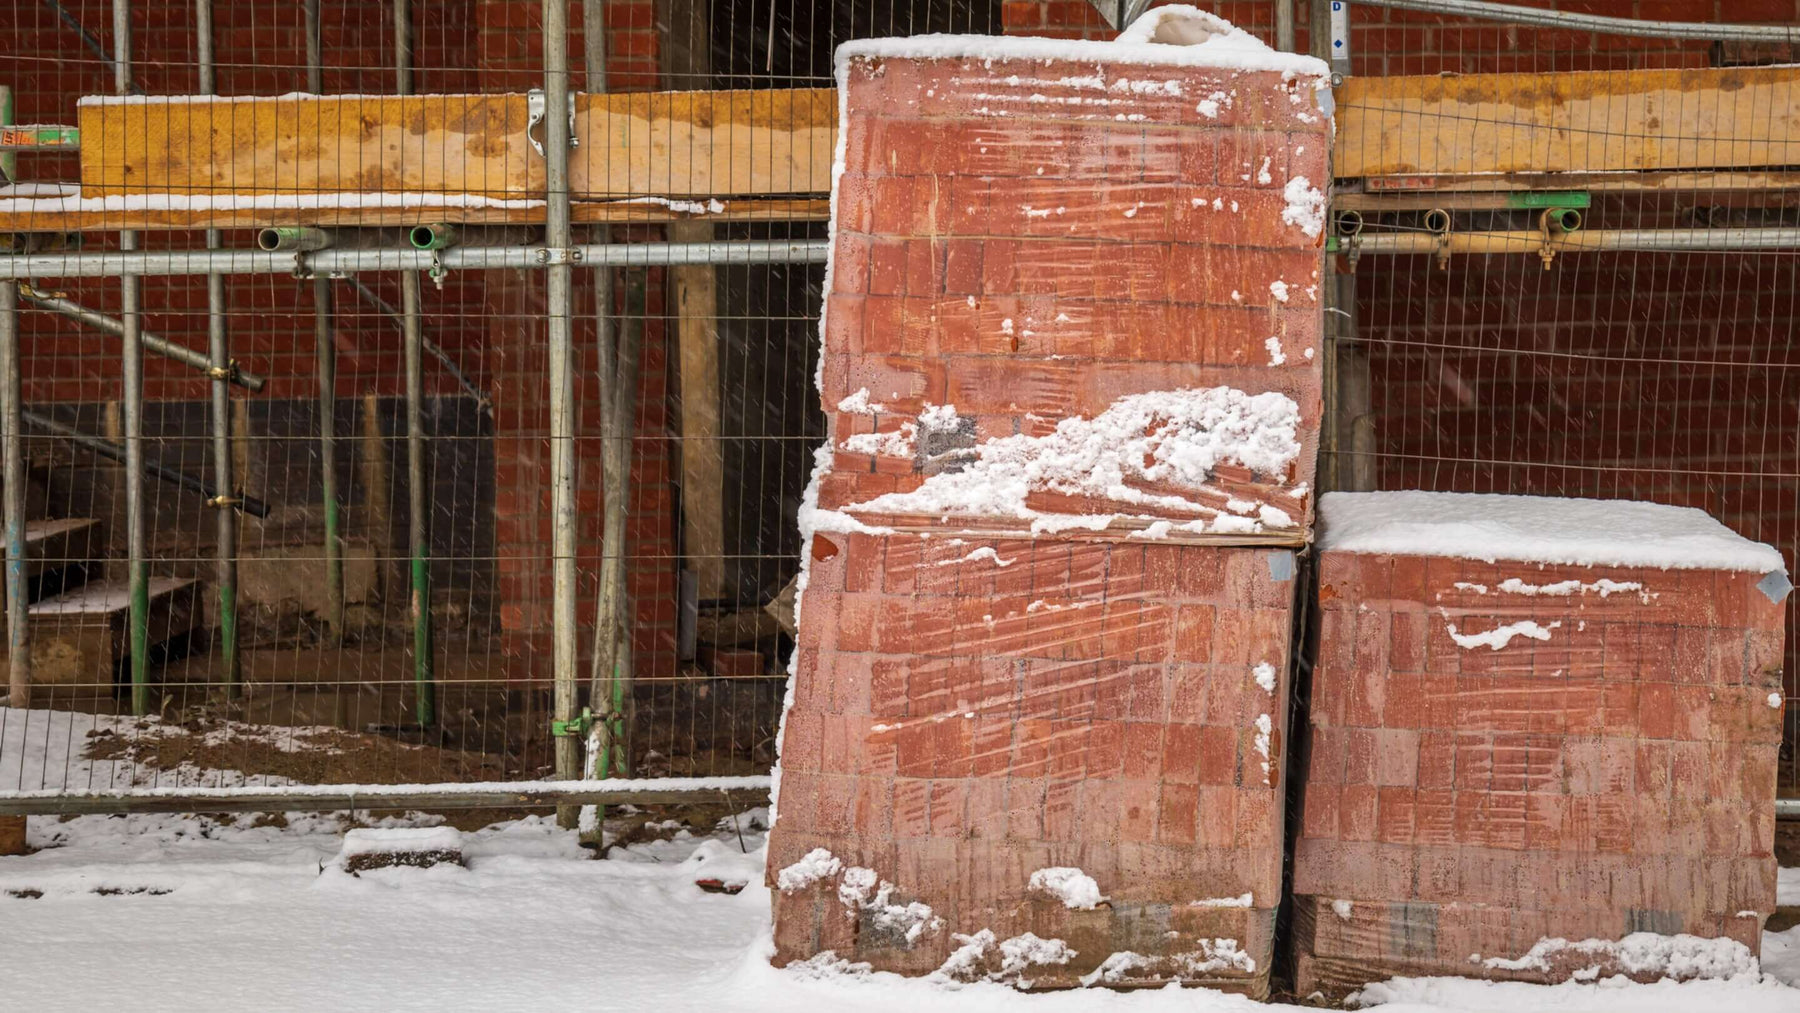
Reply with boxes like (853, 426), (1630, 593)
(113, 0), (149, 717)
(546, 0), (581, 828)
(1, 282), (27, 710)
(0, 241), (830, 280)
(18, 291), (266, 392)
(196, 0), (239, 695)
(305, 0), (342, 650)
(394, 0), (433, 729)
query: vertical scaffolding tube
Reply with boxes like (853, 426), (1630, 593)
(394, 0), (433, 727)
(1, 282), (27, 710)
(577, 0), (615, 842)
(114, 0), (149, 716)
(304, 0), (341, 652)
(197, 0), (239, 695)
(546, 0), (580, 826)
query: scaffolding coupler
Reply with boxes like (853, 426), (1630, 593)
(552, 707), (595, 738)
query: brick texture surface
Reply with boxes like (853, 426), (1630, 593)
(770, 539), (1298, 989)
(1292, 549), (1788, 996)
(817, 50), (1328, 535)
(767, 37), (1326, 993)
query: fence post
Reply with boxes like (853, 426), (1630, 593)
(196, 0), (240, 697)
(545, 0), (581, 828)
(2, 281), (27, 712)
(112, 0), (150, 717)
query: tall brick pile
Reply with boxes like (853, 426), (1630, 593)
(767, 9), (1330, 994)
(1293, 490), (1790, 998)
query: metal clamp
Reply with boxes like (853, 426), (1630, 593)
(552, 706), (594, 738)
(526, 88), (580, 158)
(534, 247), (584, 265)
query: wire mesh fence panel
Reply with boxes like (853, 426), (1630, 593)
(0, 0), (1796, 823)
(1318, 1), (1800, 789)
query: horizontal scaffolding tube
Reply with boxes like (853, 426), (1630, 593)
(0, 776), (774, 815)
(1353, 0), (1800, 41)
(0, 240), (830, 280)
(1345, 227), (1800, 255)
(23, 410), (272, 517)
(19, 289), (266, 391)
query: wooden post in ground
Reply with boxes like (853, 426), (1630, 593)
(670, 220), (725, 603)
(663, 0), (726, 606)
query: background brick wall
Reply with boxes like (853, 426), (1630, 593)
(5, 0), (678, 680)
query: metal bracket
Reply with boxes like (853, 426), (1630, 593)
(526, 88), (580, 158)
(534, 247), (584, 265)
(552, 707), (594, 738)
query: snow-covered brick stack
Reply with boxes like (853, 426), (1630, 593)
(336, 827), (465, 874)
(770, 8), (1329, 994)
(1292, 491), (1791, 999)
(812, 3), (1328, 541)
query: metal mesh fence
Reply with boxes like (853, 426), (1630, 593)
(0, 0), (1796, 820)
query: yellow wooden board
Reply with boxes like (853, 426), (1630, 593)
(576, 88), (836, 198)
(79, 94), (540, 199)
(0, 197), (830, 233)
(76, 88), (837, 203)
(40, 68), (1800, 234)
(1334, 66), (1800, 178)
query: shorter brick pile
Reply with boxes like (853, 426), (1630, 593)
(1293, 491), (1790, 998)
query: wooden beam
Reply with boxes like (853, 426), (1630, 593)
(663, 4), (729, 603)
(1335, 66), (1800, 178)
(670, 225), (726, 600)
(576, 88), (835, 198)
(75, 88), (835, 203)
(79, 94), (540, 199)
(0, 197), (829, 233)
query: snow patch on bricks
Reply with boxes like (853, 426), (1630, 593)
(1078, 939), (1257, 986)
(782, 853), (943, 946)
(1029, 867), (1105, 909)
(1320, 491), (1788, 573)
(1282, 176), (1326, 238)
(1190, 892), (1253, 908)
(776, 847), (842, 891)
(930, 930), (1077, 987)
(839, 5), (1329, 80)
(1444, 616), (1562, 651)
(1474, 932), (1757, 981)
(1253, 661), (1277, 693)
(843, 386), (1302, 535)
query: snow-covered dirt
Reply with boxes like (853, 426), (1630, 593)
(1, 811), (1796, 1012)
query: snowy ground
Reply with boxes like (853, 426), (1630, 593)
(1, 811), (1797, 1012)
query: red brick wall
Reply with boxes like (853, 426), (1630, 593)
(1293, 546), (1784, 996)
(1009, 0), (1800, 71)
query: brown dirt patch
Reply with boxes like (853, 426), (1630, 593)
(83, 719), (510, 786)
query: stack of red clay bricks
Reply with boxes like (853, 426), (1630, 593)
(1294, 490), (1791, 999)
(767, 7), (1331, 995)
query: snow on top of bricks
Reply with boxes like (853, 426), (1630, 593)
(835, 5), (1329, 81)
(828, 386), (1303, 536)
(1319, 491), (1787, 574)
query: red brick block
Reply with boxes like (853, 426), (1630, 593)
(1295, 491), (1790, 999)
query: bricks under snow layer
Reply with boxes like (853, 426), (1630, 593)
(766, 8), (1331, 994)
(1292, 491), (1792, 998)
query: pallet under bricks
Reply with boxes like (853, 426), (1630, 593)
(1292, 493), (1790, 998)
(767, 9), (1330, 995)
